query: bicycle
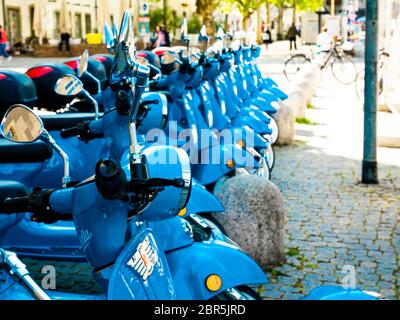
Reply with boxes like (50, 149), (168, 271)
(284, 42), (358, 85)
(355, 48), (389, 103)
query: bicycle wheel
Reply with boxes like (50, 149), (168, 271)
(284, 54), (311, 81)
(355, 69), (365, 103)
(331, 54), (357, 84)
(355, 68), (384, 104)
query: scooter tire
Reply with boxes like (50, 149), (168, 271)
(266, 144), (275, 172)
(211, 286), (263, 300)
(269, 117), (279, 144)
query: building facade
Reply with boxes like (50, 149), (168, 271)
(0, 0), (128, 45)
(0, 0), (198, 45)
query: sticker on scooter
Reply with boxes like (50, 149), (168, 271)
(127, 236), (159, 281)
(79, 229), (92, 252)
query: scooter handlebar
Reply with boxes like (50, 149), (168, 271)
(60, 126), (80, 139)
(1, 196), (31, 214)
(0, 189), (72, 224)
(60, 122), (104, 142)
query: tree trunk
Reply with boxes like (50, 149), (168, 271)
(163, 0), (168, 27)
(292, 5), (297, 24)
(277, 7), (284, 40)
(256, 7), (262, 43)
(266, 2), (271, 25)
(196, 0), (215, 36)
(242, 15), (250, 31)
(224, 14), (229, 31)
(204, 13), (215, 36)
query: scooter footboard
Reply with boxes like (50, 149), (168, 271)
(166, 241), (268, 300)
(0, 270), (34, 300)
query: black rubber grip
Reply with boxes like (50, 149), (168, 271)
(60, 127), (80, 139)
(1, 197), (31, 214)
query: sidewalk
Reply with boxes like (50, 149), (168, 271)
(260, 47), (400, 299)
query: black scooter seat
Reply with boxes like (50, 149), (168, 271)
(0, 139), (53, 163)
(0, 180), (28, 203)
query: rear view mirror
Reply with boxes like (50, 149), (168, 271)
(112, 21), (120, 41)
(118, 11), (131, 44)
(216, 27), (225, 40)
(55, 75), (85, 97)
(104, 23), (114, 52)
(77, 49), (89, 77)
(0, 105), (44, 143)
(200, 25), (207, 38)
(161, 53), (178, 65)
(1, 105), (71, 187)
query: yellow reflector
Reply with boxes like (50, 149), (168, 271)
(237, 140), (245, 148)
(205, 274), (222, 292)
(178, 208), (187, 217)
(226, 159), (235, 169)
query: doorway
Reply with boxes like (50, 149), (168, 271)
(6, 7), (21, 45)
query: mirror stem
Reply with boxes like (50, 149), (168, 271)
(43, 130), (71, 188)
(86, 72), (102, 96)
(128, 122), (140, 162)
(83, 90), (100, 120)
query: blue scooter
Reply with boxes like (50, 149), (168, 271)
(0, 21), (228, 261)
(0, 15), (268, 298)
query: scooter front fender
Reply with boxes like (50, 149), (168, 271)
(302, 286), (381, 300)
(107, 228), (176, 300)
(191, 143), (251, 186)
(232, 114), (272, 136)
(166, 240), (268, 300)
(185, 179), (224, 216)
(246, 96), (278, 114)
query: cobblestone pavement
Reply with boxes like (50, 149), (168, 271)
(260, 48), (400, 299)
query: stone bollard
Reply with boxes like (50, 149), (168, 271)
(296, 78), (314, 105)
(286, 87), (307, 118)
(301, 70), (319, 95)
(214, 175), (286, 268)
(272, 100), (294, 146)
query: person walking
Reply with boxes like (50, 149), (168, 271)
(58, 31), (71, 53)
(262, 24), (273, 49)
(287, 23), (298, 51)
(0, 26), (12, 61)
(155, 25), (171, 48)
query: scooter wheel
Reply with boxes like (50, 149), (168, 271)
(269, 117), (279, 144)
(265, 144), (275, 172)
(211, 286), (263, 300)
(252, 158), (271, 180)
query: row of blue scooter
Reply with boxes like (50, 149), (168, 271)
(0, 12), (382, 300)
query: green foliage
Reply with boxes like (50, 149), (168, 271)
(225, 0), (267, 19)
(287, 247), (300, 256)
(149, 8), (182, 32)
(188, 16), (202, 34)
(269, 0), (324, 11)
(296, 117), (318, 125)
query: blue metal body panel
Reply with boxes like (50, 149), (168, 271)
(166, 239), (268, 300)
(303, 286), (380, 300)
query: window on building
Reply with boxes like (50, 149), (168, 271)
(85, 14), (92, 34)
(75, 14), (82, 38)
(54, 12), (61, 39)
(29, 6), (34, 37)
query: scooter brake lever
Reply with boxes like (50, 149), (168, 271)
(130, 178), (185, 190)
